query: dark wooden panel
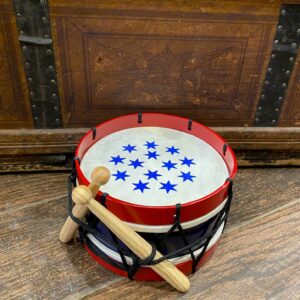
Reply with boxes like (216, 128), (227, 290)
(0, 2), (32, 128)
(85, 201), (300, 300)
(280, 50), (300, 126)
(50, 1), (277, 127)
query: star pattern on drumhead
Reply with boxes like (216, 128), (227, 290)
(144, 141), (158, 149)
(109, 155), (125, 165)
(166, 146), (180, 155)
(160, 180), (177, 193)
(133, 180), (150, 193)
(178, 171), (196, 182)
(145, 150), (160, 160)
(123, 144), (136, 153)
(144, 170), (162, 180)
(162, 160), (177, 171)
(107, 140), (197, 195)
(112, 170), (130, 181)
(128, 158), (144, 169)
(180, 157), (195, 167)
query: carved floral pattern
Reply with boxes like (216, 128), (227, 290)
(90, 42), (239, 106)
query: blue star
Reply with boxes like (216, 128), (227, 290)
(145, 150), (160, 160)
(109, 155), (125, 165)
(122, 144), (136, 153)
(180, 157), (196, 167)
(128, 159), (144, 169)
(162, 160), (177, 171)
(133, 180), (150, 193)
(166, 146), (180, 155)
(160, 181), (177, 193)
(178, 171), (196, 182)
(144, 141), (158, 149)
(112, 170), (130, 182)
(144, 170), (162, 180)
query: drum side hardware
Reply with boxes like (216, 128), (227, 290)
(223, 144), (228, 156)
(92, 127), (97, 140)
(188, 119), (193, 131)
(138, 112), (143, 124)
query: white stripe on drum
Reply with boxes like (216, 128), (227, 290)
(124, 197), (228, 233)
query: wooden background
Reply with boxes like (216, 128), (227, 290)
(0, 0), (299, 170)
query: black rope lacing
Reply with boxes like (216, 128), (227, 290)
(68, 157), (233, 279)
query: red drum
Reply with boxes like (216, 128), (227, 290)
(70, 113), (237, 280)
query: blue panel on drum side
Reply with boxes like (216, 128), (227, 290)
(93, 214), (219, 258)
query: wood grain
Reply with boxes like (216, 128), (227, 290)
(229, 167), (300, 227)
(0, 197), (118, 300)
(0, 172), (68, 213)
(84, 200), (300, 300)
(49, 0), (280, 16)
(0, 154), (73, 173)
(0, 168), (299, 299)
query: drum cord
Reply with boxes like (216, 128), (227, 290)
(68, 175), (136, 257)
(67, 158), (233, 279)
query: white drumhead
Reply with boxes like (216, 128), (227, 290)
(80, 127), (229, 206)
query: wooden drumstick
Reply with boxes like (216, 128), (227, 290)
(59, 167), (110, 243)
(72, 185), (190, 293)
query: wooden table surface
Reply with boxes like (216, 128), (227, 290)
(0, 168), (299, 300)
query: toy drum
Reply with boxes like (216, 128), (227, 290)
(69, 113), (237, 281)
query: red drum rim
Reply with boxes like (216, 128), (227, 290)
(75, 113), (237, 225)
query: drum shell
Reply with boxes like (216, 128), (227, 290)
(74, 113), (236, 280)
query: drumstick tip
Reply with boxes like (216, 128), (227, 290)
(178, 276), (190, 292)
(91, 166), (110, 186)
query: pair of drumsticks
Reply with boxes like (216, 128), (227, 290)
(59, 167), (190, 292)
